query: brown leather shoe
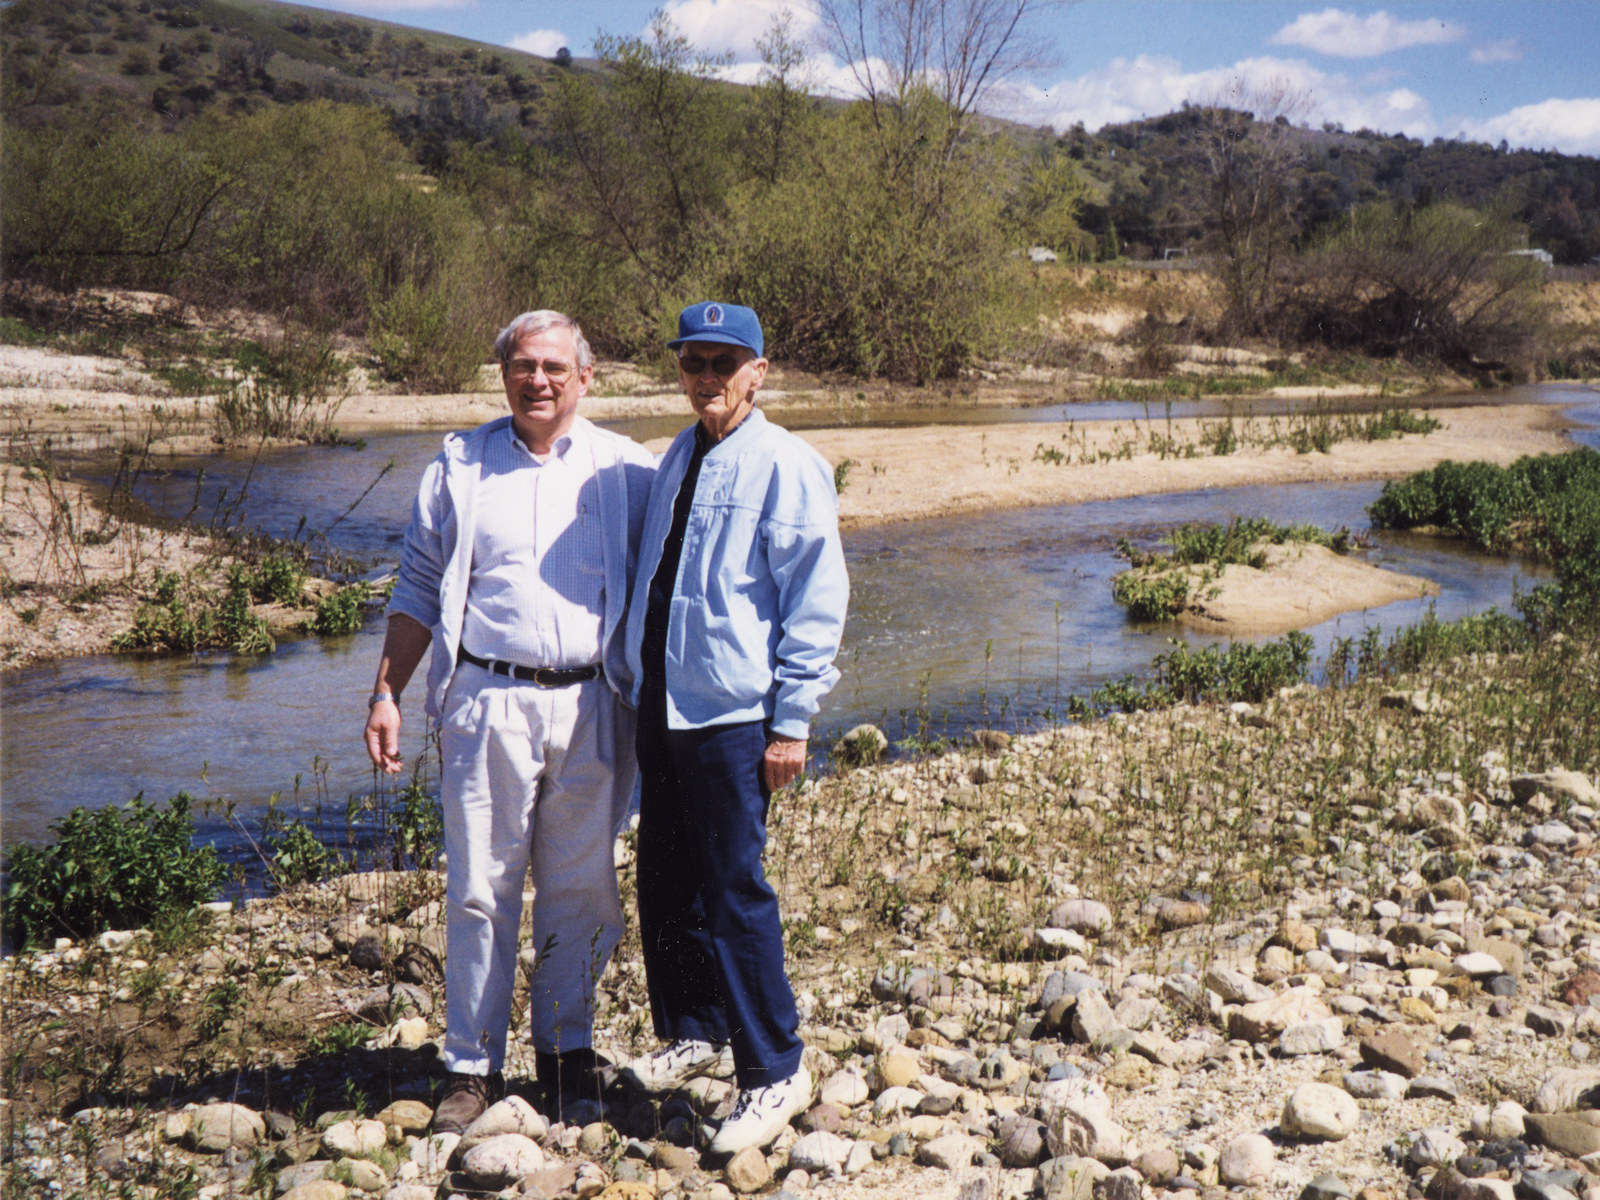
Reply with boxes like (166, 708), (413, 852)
(430, 1070), (503, 1134)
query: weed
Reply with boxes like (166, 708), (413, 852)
(1, 792), (225, 949)
(311, 581), (371, 636)
(834, 458), (855, 494)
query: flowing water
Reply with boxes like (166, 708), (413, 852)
(2, 383), (1595, 866)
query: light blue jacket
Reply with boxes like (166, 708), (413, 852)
(387, 415), (656, 721)
(624, 409), (849, 738)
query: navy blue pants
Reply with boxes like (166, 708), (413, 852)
(635, 681), (803, 1089)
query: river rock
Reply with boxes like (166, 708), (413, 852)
(1048, 1109), (1135, 1166)
(460, 1133), (545, 1188)
(1218, 1133), (1275, 1186)
(997, 1115), (1048, 1167)
(1038, 1155), (1109, 1200)
(462, 1095), (547, 1145)
(343, 1159), (387, 1192)
(1471, 1101), (1527, 1140)
(1300, 1172), (1354, 1200)
(187, 1103), (265, 1152)
(1406, 1128), (1468, 1170)
(1560, 971), (1600, 1007)
(321, 1118), (385, 1158)
(1230, 987), (1332, 1042)
(1049, 900), (1113, 936)
(788, 1130), (851, 1174)
(916, 1133), (983, 1169)
(1511, 770), (1600, 806)
(1343, 1070), (1408, 1101)
(875, 1046), (922, 1089)
(374, 1100), (432, 1135)
(835, 724), (888, 765)
(1203, 965), (1271, 1004)
(819, 1070), (868, 1108)
(1454, 952), (1506, 979)
(1360, 1030), (1425, 1078)
(724, 1146), (770, 1193)
(1530, 1069), (1600, 1113)
(1281, 1082), (1360, 1141)
(1281, 1016), (1346, 1056)
(411, 1132), (459, 1176)
(1070, 988), (1119, 1043)
(1523, 1113), (1600, 1157)
(280, 1183), (346, 1200)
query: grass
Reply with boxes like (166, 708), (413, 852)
(1035, 400), (1439, 468)
(1112, 517), (1358, 621)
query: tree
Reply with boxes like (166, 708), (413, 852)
(814, 0), (1061, 168)
(1195, 79), (1311, 338)
(1294, 201), (1548, 376)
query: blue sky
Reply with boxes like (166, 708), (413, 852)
(305, 1), (1600, 154)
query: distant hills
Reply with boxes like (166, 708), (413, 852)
(7, 0), (1597, 265)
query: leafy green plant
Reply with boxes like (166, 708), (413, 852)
(306, 1021), (374, 1058)
(264, 820), (342, 889)
(1370, 449), (1600, 625)
(1, 793), (225, 948)
(312, 582), (370, 636)
(387, 781), (444, 871)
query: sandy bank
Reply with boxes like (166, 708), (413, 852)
(800, 403), (1574, 530)
(1175, 542), (1439, 638)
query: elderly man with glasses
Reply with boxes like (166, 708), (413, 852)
(619, 301), (849, 1154)
(363, 310), (654, 1131)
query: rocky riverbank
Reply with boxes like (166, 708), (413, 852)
(5, 632), (1599, 1200)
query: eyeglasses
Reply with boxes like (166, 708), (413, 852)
(677, 351), (746, 377)
(506, 358), (573, 382)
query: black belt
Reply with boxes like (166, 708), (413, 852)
(457, 647), (603, 687)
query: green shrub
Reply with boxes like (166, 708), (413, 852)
(311, 582), (370, 636)
(265, 821), (342, 889)
(1112, 571), (1190, 621)
(387, 782), (443, 871)
(2, 793), (225, 948)
(1370, 449), (1600, 624)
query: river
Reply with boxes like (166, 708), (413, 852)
(1, 384), (1595, 870)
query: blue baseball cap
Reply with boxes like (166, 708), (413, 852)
(668, 301), (763, 357)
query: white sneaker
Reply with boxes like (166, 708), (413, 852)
(708, 1063), (812, 1155)
(619, 1038), (735, 1093)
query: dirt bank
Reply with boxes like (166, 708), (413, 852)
(803, 403), (1574, 530)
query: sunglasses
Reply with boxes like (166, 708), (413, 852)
(677, 351), (747, 377)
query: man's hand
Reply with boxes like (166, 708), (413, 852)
(763, 735), (807, 792)
(364, 700), (404, 774)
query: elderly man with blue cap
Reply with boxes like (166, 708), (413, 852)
(619, 301), (849, 1154)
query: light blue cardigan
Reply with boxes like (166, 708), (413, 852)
(624, 409), (849, 739)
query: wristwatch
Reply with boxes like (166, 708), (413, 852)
(368, 692), (399, 708)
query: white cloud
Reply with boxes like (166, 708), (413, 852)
(1469, 38), (1523, 64)
(508, 28), (569, 57)
(1461, 98), (1600, 156)
(1269, 8), (1465, 57)
(658, 0), (819, 59)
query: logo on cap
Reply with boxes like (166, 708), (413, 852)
(704, 304), (724, 326)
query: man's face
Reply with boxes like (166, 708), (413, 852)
(678, 340), (767, 437)
(501, 326), (591, 453)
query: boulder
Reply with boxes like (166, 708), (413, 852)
(1281, 1082), (1360, 1141)
(460, 1133), (545, 1188)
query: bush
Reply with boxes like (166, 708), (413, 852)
(2, 793), (225, 948)
(1291, 202), (1550, 375)
(1370, 449), (1600, 626)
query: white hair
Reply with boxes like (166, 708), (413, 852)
(493, 310), (592, 370)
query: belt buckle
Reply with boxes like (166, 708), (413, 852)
(531, 667), (559, 687)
